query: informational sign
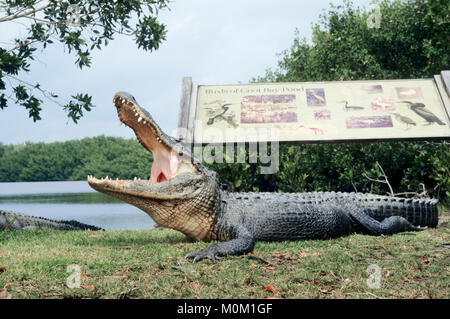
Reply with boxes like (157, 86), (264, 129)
(177, 72), (450, 144)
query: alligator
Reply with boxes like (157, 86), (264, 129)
(87, 92), (439, 262)
(0, 210), (103, 231)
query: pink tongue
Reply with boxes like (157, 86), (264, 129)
(149, 148), (179, 184)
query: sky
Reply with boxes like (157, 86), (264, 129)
(0, 0), (374, 145)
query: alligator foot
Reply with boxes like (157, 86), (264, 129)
(186, 231), (255, 263)
(185, 244), (223, 263)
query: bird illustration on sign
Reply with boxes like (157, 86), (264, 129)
(306, 88), (326, 106)
(397, 101), (446, 126)
(391, 113), (417, 129)
(203, 101), (238, 128)
(339, 100), (365, 111)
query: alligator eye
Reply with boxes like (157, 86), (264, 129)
(178, 151), (183, 156)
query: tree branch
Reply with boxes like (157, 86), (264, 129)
(363, 163), (430, 198)
(4, 74), (62, 106)
(0, 2), (52, 23)
(6, 39), (40, 53)
(362, 161), (395, 196)
(22, 15), (59, 25)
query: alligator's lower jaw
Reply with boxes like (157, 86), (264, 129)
(87, 171), (205, 201)
(87, 176), (138, 195)
(87, 176), (152, 199)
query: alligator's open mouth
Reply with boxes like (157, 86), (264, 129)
(87, 92), (199, 198)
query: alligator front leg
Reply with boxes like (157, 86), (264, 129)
(186, 225), (255, 263)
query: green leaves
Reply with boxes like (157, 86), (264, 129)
(0, 48), (24, 74)
(63, 93), (93, 123)
(0, 0), (170, 122)
(0, 94), (7, 109)
(11, 84), (41, 121)
(259, 0), (449, 83)
(21, 96), (42, 121)
(135, 16), (167, 51)
(13, 84), (29, 100)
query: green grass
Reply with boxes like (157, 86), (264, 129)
(0, 209), (449, 299)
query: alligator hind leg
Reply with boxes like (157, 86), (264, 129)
(349, 208), (426, 236)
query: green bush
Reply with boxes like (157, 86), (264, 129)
(202, 141), (449, 204)
(205, 0), (450, 205)
(0, 136), (152, 182)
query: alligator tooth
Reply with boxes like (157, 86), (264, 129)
(134, 177), (137, 181)
(143, 120), (147, 124)
(138, 116), (142, 122)
(135, 112), (139, 116)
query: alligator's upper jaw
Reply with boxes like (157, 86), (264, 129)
(87, 92), (199, 199)
(114, 91), (185, 184)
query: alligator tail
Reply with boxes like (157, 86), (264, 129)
(291, 192), (439, 228)
(354, 195), (439, 227)
(0, 210), (104, 231)
(56, 219), (104, 231)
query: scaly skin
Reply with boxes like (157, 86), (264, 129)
(88, 92), (438, 262)
(0, 210), (103, 231)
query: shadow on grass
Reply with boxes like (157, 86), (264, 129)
(71, 229), (193, 248)
(0, 228), (192, 249)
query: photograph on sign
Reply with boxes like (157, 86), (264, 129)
(190, 79), (450, 144)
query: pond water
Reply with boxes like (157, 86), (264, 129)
(0, 181), (155, 231)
